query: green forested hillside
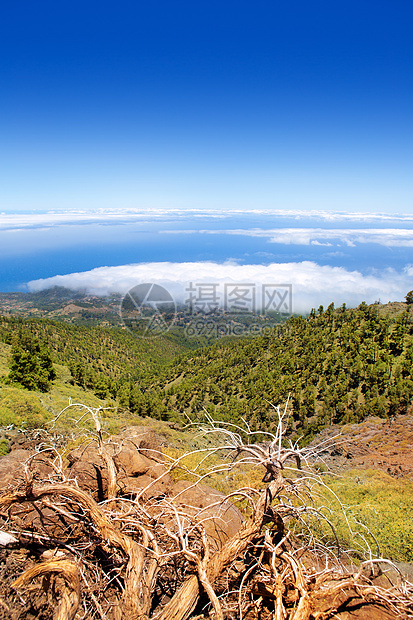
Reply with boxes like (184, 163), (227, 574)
(132, 302), (413, 437)
(0, 315), (192, 399)
(3, 303), (413, 567)
(1, 302), (413, 439)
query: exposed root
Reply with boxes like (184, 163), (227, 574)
(0, 403), (411, 619)
(12, 559), (80, 620)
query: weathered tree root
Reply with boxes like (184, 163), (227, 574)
(2, 482), (413, 620)
(0, 472), (288, 620)
(155, 474), (286, 620)
(0, 482), (156, 619)
(1, 405), (413, 619)
(12, 559), (80, 620)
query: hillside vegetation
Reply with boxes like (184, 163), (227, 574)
(2, 301), (413, 571)
(0, 314), (194, 399)
(1, 301), (413, 439)
(137, 302), (413, 438)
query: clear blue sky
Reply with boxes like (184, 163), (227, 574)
(1, 0), (413, 213)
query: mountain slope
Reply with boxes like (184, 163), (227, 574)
(137, 302), (413, 437)
(2, 301), (413, 441)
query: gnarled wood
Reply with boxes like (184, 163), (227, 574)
(12, 559), (80, 620)
(1, 406), (412, 620)
(1, 483), (156, 620)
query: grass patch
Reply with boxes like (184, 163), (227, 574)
(0, 438), (9, 455)
(0, 362), (112, 432)
(0, 385), (51, 428)
(315, 468), (413, 562)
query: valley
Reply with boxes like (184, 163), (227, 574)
(0, 293), (413, 618)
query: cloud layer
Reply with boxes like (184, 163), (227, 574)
(165, 227), (413, 248)
(2, 208), (413, 232)
(27, 261), (412, 313)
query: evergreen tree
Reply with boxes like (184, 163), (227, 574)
(7, 330), (56, 392)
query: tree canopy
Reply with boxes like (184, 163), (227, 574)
(6, 330), (56, 392)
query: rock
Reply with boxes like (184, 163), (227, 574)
(0, 449), (33, 490)
(68, 457), (109, 501)
(118, 426), (165, 458)
(113, 445), (154, 476)
(40, 549), (66, 560)
(0, 532), (18, 546)
(66, 443), (108, 500)
(0, 449), (55, 492)
(8, 503), (81, 539)
(119, 473), (173, 499)
(171, 480), (243, 549)
(65, 435), (172, 500)
(116, 451), (173, 498)
(66, 443), (103, 466)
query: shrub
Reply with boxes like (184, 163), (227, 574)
(0, 438), (9, 455)
(0, 387), (50, 428)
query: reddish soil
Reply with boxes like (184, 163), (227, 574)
(312, 414), (413, 480)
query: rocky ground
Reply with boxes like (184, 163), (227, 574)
(0, 421), (412, 619)
(311, 414), (413, 480)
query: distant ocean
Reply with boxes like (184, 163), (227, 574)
(1, 209), (412, 311)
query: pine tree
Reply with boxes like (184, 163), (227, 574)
(7, 330), (56, 392)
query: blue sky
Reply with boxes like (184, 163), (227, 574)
(1, 1), (412, 306)
(1, 1), (413, 213)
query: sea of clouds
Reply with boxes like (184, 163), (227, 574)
(27, 260), (413, 313)
(163, 227), (413, 248)
(2, 207), (413, 232)
(2, 207), (412, 311)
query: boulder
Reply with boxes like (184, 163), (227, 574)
(0, 449), (33, 491)
(118, 426), (165, 458)
(113, 445), (155, 476)
(0, 449), (55, 492)
(115, 449), (173, 498)
(171, 480), (243, 549)
(66, 443), (108, 500)
(65, 435), (172, 500)
(118, 473), (173, 499)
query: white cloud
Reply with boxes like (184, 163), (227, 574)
(168, 227), (413, 248)
(266, 228), (413, 247)
(2, 208), (413, 231)
(310, 240), (333, 247)
(27, 261), (412, 313)
(0, 209), (170, 231)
